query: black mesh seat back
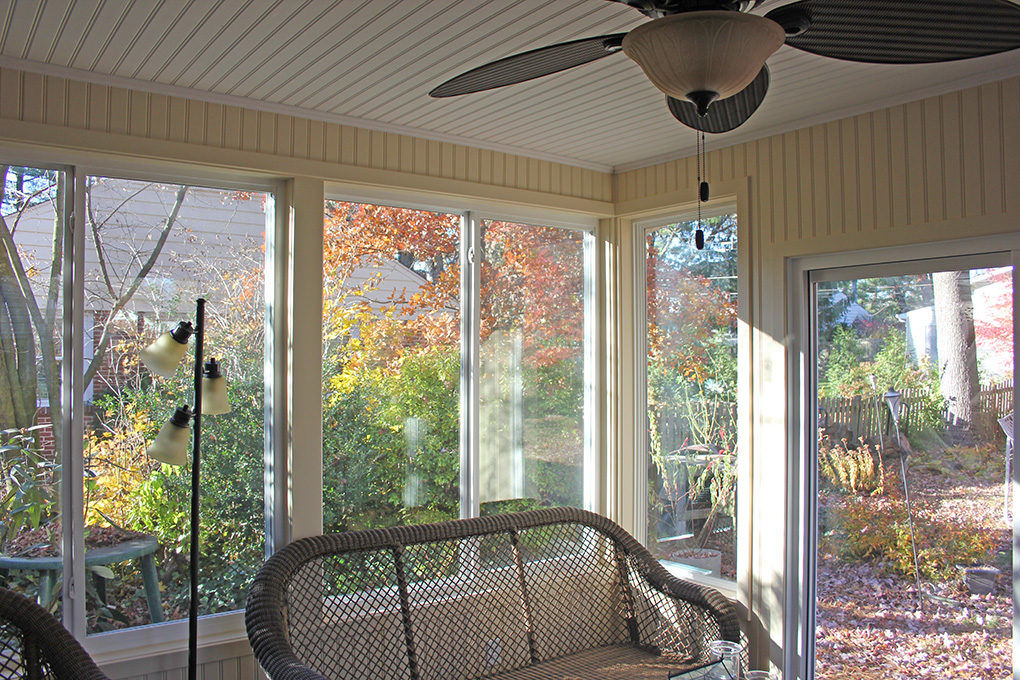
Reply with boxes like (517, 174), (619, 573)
(405, 534), (531, 680)
(517, 522), (629, 662)
(285, 549), (412, 680)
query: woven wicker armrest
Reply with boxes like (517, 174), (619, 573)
(0, 587), (111, 680)
(246, 508), (741, 680)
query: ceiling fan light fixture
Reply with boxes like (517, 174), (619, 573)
(622, 11), (784, 111)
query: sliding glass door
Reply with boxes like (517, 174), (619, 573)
(808, 256), (1014, 679)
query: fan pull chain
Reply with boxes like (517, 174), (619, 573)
(695, 130), (708, 250)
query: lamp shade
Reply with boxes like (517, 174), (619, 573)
(622, 11), (784, 108)
(147, 406), (193, 466)
(140, 322), (195, 378)
(201, 358), (231, 416)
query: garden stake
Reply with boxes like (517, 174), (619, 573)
(886, 390), (923, 610)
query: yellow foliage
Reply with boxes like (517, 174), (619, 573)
(819, 434), (884, 495)
(83, 408), (156, 527)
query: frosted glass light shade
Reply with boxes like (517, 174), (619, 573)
(147, 407), (192, 466)
(622, 11), (784, 103)
(202, 376), (230, 415)
(140, 331), (189, 378)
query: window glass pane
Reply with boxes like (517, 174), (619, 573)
(82, 178), (268, 632)
(0, 165), (66, 619)
(645, 214), (738, 581)
(479, 220), (586, 515)
(321, 201), (460, 531)
(814, 267), (1013, 679)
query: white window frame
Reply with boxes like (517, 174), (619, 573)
(632, 203), (744, 600)
(785, 234), (1020, 680)
(0, 148), (288, 664)
(322, 186), (600, 520)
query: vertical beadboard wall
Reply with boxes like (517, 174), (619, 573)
(615, 78), (1017, 242)
(0, 67), (613, 208)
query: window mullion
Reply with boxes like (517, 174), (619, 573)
(460, 211), (480, 519)
(62, 169), (86, 638)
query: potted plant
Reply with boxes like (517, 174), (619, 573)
(653, 437), (737, 577)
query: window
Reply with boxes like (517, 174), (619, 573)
(320, 201), (595, 530)
(640, 211), (739, 582)
(0, 164), (275, 637)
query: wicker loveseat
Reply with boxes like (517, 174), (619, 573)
(247, 507), (739, 680)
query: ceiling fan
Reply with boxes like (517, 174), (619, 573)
(429, 0), (1020, 134)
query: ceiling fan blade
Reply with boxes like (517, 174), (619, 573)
(429, 34), (626, 97)
(768, 0), (1020, 64)
(666, 66), (769, 133)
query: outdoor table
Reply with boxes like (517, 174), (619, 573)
(0, 535), (163, 623)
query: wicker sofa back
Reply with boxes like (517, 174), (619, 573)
(246, 507), (739, 680)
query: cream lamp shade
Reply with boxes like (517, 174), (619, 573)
(201, 358), (231, 416)
(622, 11), (785, 115)
(147, 406), (192, 466)
(140, 321), (195, 379)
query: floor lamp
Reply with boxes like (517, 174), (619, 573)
(140, 298), (230, 680)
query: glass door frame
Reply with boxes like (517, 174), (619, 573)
(786, 234), (1020, 680)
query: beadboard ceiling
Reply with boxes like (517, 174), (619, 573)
(1, 0), (1018, 172)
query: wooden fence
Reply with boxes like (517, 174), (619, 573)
(653, 380), (1013, 451)
(817, 379), (1013, 442)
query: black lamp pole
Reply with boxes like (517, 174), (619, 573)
(188, 298), (204, 680)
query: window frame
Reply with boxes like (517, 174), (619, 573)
(632, 203), (747, 600)
(320, 188), (600, 523)
(0, 150), (286, 662)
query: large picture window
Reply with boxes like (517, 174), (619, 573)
(320, 202), (595, 529)
(0, 164), (273, 636)
(642, 212), (739, 583)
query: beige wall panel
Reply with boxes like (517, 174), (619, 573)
(264, 112), (281, 157)
(66, 80), (88, 130)
(940, 92), (964, 223)
(240, 108), (259, 153)
(20, 72), (44, 124)
(903, 100), (927, 225)
(168, 97), (187, 143)
(370, 129), (386, 169)
(922, 97), (943, 223)
(0, 69), (21, 121)
(455, 144), (469, 182)
(205, 103), (224, 149)
(795, 128), (812, 240)
(44, 76), (64, 127)
(186, 100), (206, 146)
(399, 134), (414, 174)
(839, 118), (859, 233)
(324, 123), (340, 164)
(148, 93), (170, 141)
(979, 81), (1005, 215)
(871, 109), (892, 233)
(107, 86), (129, 136)
(854, 113), (875, 232)
(87, 82), (108, 132)
(222, 105), (242, 150)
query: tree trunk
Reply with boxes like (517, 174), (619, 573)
(932, 270), (980, 438)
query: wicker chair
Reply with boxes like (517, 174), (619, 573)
(0, 587), (110, 680)
(246, 507), (740, 680)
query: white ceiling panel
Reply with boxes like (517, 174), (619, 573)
(1, 0), (1018, 171)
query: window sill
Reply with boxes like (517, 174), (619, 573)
(660, 560), (739, 602)
(85, 610), (247, 668)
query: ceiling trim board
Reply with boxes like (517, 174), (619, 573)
(0, 54), (614, 174)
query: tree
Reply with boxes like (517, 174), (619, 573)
(932, 270), (979, 434)
(0, 166), (188, 455)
